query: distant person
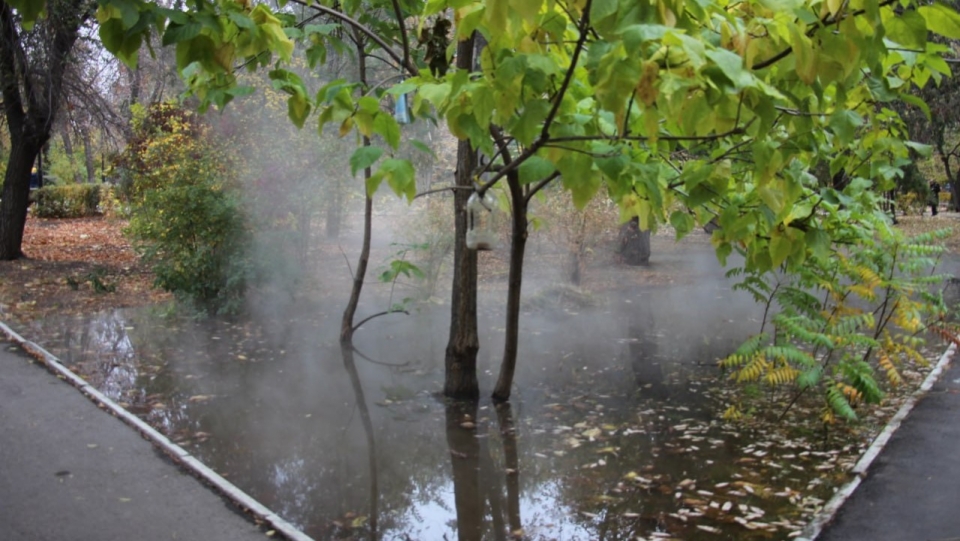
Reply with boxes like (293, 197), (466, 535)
(29, 167), (39, 190)
(930, 180), (941, 216)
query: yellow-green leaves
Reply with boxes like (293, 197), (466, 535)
(919, 2), (960, 39)
(367, 159), (417, 200)
(350, 146), (384, 177)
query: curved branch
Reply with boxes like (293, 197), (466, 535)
(288, 0), (419, 77)
(352, 309), (409, 333)
(388, 0), (412, 75)
(524, 171), (561, 204)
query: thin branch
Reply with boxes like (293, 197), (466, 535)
(540, 0), (592, 142)
(338, 243), (356, 280)
(352, 309), (410, 333)
(388, 0), (412, 75)
(288, 0), (418, 77)
(413, 185), (473, 199)
(752, 0), (896, 70)
(524, 171), (562, 203)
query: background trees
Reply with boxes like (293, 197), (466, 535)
(0, 0), (92, 259)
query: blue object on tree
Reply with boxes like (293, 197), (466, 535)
(394, 93), (410, 124)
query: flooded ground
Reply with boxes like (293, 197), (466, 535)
(23, 244), (906, 540)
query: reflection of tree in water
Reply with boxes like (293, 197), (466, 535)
(340, 343), (379, 540)
(444, 401), (522, 541)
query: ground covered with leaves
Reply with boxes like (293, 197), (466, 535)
(0, 216), (168, 328)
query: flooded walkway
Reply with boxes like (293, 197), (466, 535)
(0, 342), (271, 541)
(6, 241), (952, 540)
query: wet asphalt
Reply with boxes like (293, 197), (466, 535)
(0, 342), (272, 541)
(817, 352), (960, 541)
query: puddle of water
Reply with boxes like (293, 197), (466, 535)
(28, 248), (853, 540)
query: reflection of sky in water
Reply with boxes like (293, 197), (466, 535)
(392, 479), (593, 540)
(27, 245), (843, 540)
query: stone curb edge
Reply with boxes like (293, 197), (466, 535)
(0, 321), (314, 541)
(795, 340), (958, 541)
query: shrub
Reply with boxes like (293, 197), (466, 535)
(118, 103), (251, 315)
(32, 184), (102, 218)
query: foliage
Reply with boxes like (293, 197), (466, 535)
(90, 0), (960, 397)
(117, 103), (251, 315)
(721, 223), (954, 423)
(31, 184), (102, 218)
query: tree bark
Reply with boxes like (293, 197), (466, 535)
(0, 138), (43, 258)
(443, 33), (480, 399)
(82, 125), (96, 183)
(492, 173), (527, 401)
(340, 38), (372, 344)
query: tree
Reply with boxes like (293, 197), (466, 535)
(0, 0), (91, 259)
(94, 0), (960, 402)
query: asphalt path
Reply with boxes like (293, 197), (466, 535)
(0, 342), (272, 541)
(818, 355), (960, 541)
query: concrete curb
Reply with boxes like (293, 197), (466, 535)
(0, 321), (314, 541)
(795, 341), (958, 541)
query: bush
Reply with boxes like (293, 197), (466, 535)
(32, 184), (102, 218)
(118, 103), (251, 315)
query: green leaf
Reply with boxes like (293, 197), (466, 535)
(919, 3), (960, 39)
(669, 211), (695, 239)
(829, 110), (864, 146)
(287, 94), (311, 129)
(518, 156), (557, 185)
(228, 12), (256, 30)
(411, 140), (436, 157)
(885, 9), (927, 49)
(162, 22), (202, 46)
(705, 49), (752, 89)
(350, 146), (384, 177)
(374, 113), (402, 150)
(376, 158), (417, 200)
(8, 0), (46, 29)
(770, 228), (793, 267)
(805, 229), (830, 260)
(590, 0), (619, 24)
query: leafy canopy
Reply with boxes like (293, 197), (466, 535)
(85, 0), (960, 276)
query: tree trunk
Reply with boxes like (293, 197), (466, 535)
(0, 138), (43, 259)
(340, 41), (373, 344)
(618, 217), (651, 266)
(82, 126), (96, 183)
(940, 151), (960, 212)
(340, 174), (372, 341)
(443, 33), (480, 399)
(0, 1), (85, 260)
(59, 123), (78, 181)
(492, 174), (527, 401)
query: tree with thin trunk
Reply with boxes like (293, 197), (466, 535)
(0, 0), (90, 259)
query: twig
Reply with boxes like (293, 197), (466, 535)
(338, 243), (355, 280)
(352, 309), (409, 333)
